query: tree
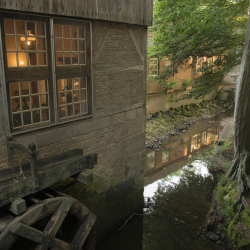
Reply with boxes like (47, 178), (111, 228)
(149, 0), (248, 99)
(226, 9), (250, 212)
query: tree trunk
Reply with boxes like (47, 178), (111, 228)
(226, 10), (250, 202)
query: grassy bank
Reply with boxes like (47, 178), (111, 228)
(204, 135), (250, 249)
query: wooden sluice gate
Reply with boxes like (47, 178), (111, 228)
(0, 137), (97, 250)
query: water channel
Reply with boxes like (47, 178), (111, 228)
(96, 113), (233, 250)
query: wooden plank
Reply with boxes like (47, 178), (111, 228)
(0, 156), (89, 207)
(72, 212), (96, 250)
(0, 149), (83, 183)
(144, 0), (153, 26)
(52, 0), (65, 15)
(97, 0), (109, 20)
(8, 142), (31, 155)
(6, 137), (15, 168)
(64, 0), (74, 16)
(77, 0), (88, 18)
(52, 238), (77, 250)
(29, 144), (39, 188)
(41, 0), (53, 14)
(36, 199), (73, 250)
(128, 29), (144, 63)
(87, 0), (93, 18)
(92, 0), (98, 19)
(10, 222), (46, 244)
(122, 0), (132, 24)
(138, 0), (144, 25)
(93, 28), (110, 65)
(30, 0), (42, 13)
(20, 0), (31, 11)
(12, 0), (20, 10)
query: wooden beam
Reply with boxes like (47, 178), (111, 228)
(6, 137), (15, 168)
(8, 142), (33, 155)
(29, 143), (39, 188)
(72, 212), (96, 250)
(128, 29), (144, 63)
(51, 238), (77, 250)
(0, 149), (84, 183)
(36, 199), (73, 250)
(92, 28), (110, 65)
(10, 222), (46, 244)
(0, 153), (97, 207)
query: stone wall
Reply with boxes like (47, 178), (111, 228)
(0, 18), (147, 238)
(146, 89), (218, 114)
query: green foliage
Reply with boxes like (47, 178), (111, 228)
(149, 0), (248, 99)
(159, 78), (177, 90)
(181, 77), (193, 89)
(215, 179), (250, 248)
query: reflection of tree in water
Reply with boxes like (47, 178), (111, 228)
(143, 168), (217, 250)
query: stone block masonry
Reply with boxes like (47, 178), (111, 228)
(0, 19), (147, 239)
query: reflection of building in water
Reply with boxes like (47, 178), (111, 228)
(201, 131), (206, 145)
(145, 123), (221, 175)
(191, 133), (200, 152)
(146, 150), (155, 170)
(162, 151), (170, 163)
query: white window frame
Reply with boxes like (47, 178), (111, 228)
(148, 58), (158, 76)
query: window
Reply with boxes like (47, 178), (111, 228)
(207, 57), (213, 67)
(196, 57), (203, 72)
(148, 58), (158, 76)
(1, 13), (92, 133)
(165, 59), (174, 76)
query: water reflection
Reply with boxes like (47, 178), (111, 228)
(145, 121), (220, 178)
(143, 161), (218, 250)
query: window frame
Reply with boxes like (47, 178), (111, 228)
(0, 12), (93, 134)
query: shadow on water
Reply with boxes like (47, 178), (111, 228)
(96, 114), (233, 250)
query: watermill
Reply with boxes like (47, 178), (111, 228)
(0, 137), (97, 250)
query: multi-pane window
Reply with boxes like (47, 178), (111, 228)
(55, 24), (86, 66)
(5, 19), (46, 67)
(9, 80), (50, 128)
(2, 13), (91, 133)
(57, 77), (88, 118)
(207, 57), (213, 67)
(165, 59), (174, 76)
(196, 58), (203, 72)
(148, 58), (158, 76)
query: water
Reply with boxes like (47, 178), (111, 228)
(96, 114), (233, 250)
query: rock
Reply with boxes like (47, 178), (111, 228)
(215, 230), (221, 235)
(182, 130), (186, 133)
(176, 133), (181, 136)
(223, 194), (229, 201)
(216, 240), (221, 245)
(156, 112), (162, 118)
(170, 132), (176, 136)
(206, 232), (220, 242)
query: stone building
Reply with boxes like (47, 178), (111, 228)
(0, 0), (152, 240)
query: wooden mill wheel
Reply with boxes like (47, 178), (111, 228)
(0, 197), (96, 250)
